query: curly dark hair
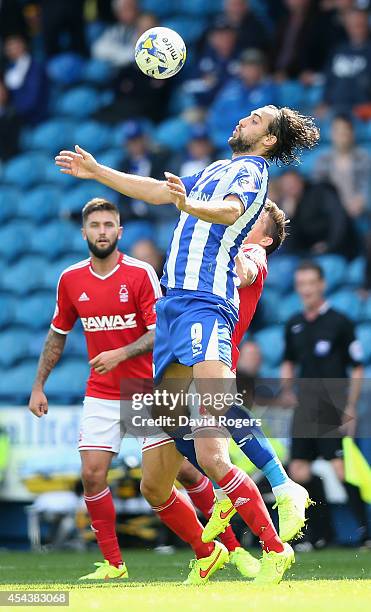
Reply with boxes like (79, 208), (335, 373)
(266, 106), (320, 166)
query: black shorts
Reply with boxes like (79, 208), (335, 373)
(290, 437), (344, 462)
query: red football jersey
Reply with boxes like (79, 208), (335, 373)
(231, 243), (268, 370)
(51, 252), (161, 399)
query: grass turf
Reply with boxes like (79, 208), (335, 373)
(0, 549), (370, 611)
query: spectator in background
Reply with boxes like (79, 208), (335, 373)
(220, 0), (268, 52)
(0, 0), (27, 55)
(314, 115), (371, 219)
(130, 239), (164, 278)
(0, 78), (20, 161)
(3, 33), (48, 124)
(118, 121), (175, 221)
(270, 0), (332, 82)
(277, 170), (358, 259)
(39, 0), (87, 57)
(92, 0), (139, 68)
(237, 340), (262, 378)
(208, 48), (277, 149)
(322, 8), (371, 115)
(183, 18), (239, 110)
(178, 124), (215, 178)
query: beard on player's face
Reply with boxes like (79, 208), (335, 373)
(228, 131), (263, 154)
(87, 235), (119, 259)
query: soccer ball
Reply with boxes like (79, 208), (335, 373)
(135, 27), (186, 80)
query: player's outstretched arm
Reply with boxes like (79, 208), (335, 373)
(55, 145), (171, 205)
(28, 329), (67, 417)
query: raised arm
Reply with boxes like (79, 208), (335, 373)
(55, 145), (171, 205)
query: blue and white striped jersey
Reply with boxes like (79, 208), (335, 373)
(161, 155), (269, 307)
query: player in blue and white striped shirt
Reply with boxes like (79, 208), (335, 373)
(56, 104), (320, 584)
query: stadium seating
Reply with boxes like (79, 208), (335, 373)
(59, 184), (118, 216)
(82, 58), (114, 84)
(0, 359), (38, 401)
(279, 292), (302, 323)
(3, 153), (49, 188)
(361, 296), (371, 322)
(140, 0), (182, 18)
(0, 187), (22, 223)
(0, 295), (17, 329)
(315, 254), (347, 293)
(0, 223), (34, 262)
(328, 289), (362, 321)
(119, 220), (154, 251)
(154, 117), (192, 150)
(14, 292), (56, 330)
(17, 186), (61, 223)
(264, 254), (298, 294)
(28, 120), (76, 155)
(258, 287), (281, 326)
(98, 148), (123, 170)
(0, 328), (33, 368)
(1, 256), (46, 295)
(56, 88), (106, 120)
(29, 221), (78, 259)
(44, 358), (90, 400)
(177, 0), (224, 15)
(277, 81), (305, 110)
(255, 326), (285, 367)
(71, 120), (112, 153)
(47, 53), (85, 85)
(347, 257), (366, 287)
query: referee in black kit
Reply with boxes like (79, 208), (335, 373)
(281, 260), (370, 548)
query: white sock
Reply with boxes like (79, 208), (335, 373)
(214, 488), (229, 501)
(272, 480), (296, 498)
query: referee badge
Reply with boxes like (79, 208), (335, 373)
(314, 340), (331, 356)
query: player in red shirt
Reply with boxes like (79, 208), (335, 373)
(29, 198), (162, 581)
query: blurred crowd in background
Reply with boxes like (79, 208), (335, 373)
(0, 0), (371, 387)
(0, 0), (371, 551)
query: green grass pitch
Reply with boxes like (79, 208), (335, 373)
(0, 549), (370, 611)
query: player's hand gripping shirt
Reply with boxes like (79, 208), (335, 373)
(51, 253), (161, 399)
(161, 156), (269, 307)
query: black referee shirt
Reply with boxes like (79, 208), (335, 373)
(284, 303), (363, 378)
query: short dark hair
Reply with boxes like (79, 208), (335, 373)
(263, 199), (289, 255)
(266, 106), (320, 166)
(82, 198), (120, 224)
(333, 113), (353, 127)
(296, 260), (324, 279)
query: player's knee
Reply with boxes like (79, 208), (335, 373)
(140, 477), (170, 507)
(81, 464), (107, 492)
(289, 460), (311, 484)
(197, 450), (230, 482)
(177, 460), (202, 488)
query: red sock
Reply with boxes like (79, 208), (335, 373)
(152, 487), (215, 559)
(217, 467), (284, 553)
(84, 487), (123, 568)
(186, 475), (240, 552)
